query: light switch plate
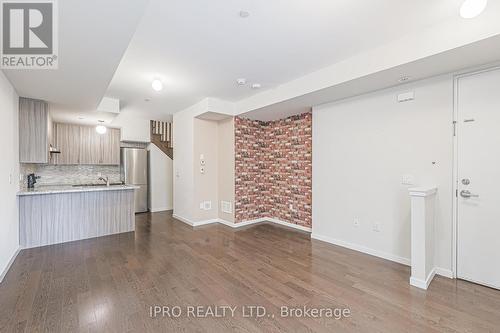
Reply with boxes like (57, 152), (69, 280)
(402, 174), (414, 185)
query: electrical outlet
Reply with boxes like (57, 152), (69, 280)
(203, 201), (212, 210)
(372, 222), (381, 232)
(354, 218), (360, 227)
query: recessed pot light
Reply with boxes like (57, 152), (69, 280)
(251, 83), (261, 89)
(152, 79), (163, 92)
(460, 0), (488, 18)
(239, 10), (250, 18)
(236, 78), (247, 85)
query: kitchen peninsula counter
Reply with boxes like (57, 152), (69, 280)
(18, 185), (138, 248)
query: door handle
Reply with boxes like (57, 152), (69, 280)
(460, 190), (479, 198)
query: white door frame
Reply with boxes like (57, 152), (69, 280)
(452, 65), (500, 280)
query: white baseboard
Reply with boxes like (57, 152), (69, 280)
(171, 214), (312, 232)
(266, 218), (312, 232)
(0, 247), (20, 284)
(172, 214), (220, 227)
(217, 218), (256, 228)
(172, 214), (195, 226)
(410, 268), (436, 290)
(311, 233), (411, 266)
(224, 217), (312, 232)
(435, 267), (454, 279)
(150, 207), (173, 213)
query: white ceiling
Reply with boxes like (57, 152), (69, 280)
(5, 0), (499, 124)
(105, 0), (463, 118)
(2, 0), (150, 124)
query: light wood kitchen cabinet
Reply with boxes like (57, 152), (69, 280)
(19, 98), (50, 163)
(100, 128), (121, 165)
(53, 123), (121, 165)
(79, 125), (102, 164)
(53, 123), (81, 164)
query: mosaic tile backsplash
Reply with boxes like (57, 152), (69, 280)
(20, 164), (121, 188)
(235, 112), (312, 227)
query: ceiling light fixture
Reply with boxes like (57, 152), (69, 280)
(251, 83), (261, 89)
(239, 10), (250, 18)
(96, 120), (107, 134)
(152, 79), (163, 92)
(236, 78), (247, 85)
(460, 0), (488, 18)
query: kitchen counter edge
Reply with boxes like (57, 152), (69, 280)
(17, 185), (140, 196)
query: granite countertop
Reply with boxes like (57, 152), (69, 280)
(17, 184), (140, 196)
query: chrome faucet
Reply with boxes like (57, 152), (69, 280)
(98, 175), (110, 186)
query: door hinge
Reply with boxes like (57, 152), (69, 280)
(453, 121), (457, 136)
(456, 189), (458, 197)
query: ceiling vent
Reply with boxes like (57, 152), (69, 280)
(97, 97), (120, 114)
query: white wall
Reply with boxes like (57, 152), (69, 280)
(112, 109), (151, 142)
(173, 100), (207, 221)
(0, 71), (20, 282)
(312, 75), (453, 272)
(193, 118), (219, 221)
(112, 107), (172, 142)
(217, 117), (235, 222)
(148, 144), (173, 212)
(173, 98), (236, 224)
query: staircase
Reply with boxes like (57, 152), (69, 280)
(150, 120), (173, 159)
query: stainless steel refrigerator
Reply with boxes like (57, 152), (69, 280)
(121, 148), (148, 213)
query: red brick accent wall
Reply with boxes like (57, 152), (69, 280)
(235, 112), (312, 227)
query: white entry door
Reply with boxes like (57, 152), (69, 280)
(457, 68), (500, 289)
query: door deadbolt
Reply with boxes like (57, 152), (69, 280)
(461, 178), (471, 185)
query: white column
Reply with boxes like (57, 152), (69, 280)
(409, 186), (438, 290)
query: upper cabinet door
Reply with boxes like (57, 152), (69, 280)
(79, 126), (102, 164)
(19, 98), (49, 163)
(51, 123), (121, 165)
(100, 128), (121, 165)
(54, 123), (80, 165)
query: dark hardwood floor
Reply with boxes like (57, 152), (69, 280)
(1, 211), (499, 332)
